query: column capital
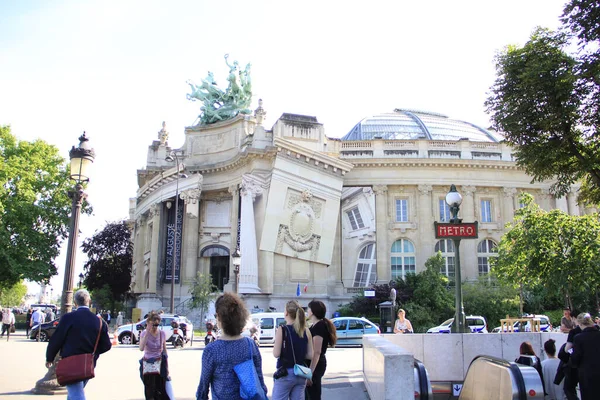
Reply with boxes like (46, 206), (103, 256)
(373, 185), (388, 196)
(180, 188), (201, 204)
(228, 184), (239, 195)
(149, 203), (161, 217)
(418, 184), (432, 195)
(461, 185), (476, 197)
(241, 175), (264, 201)
(503, 187), (517, 198)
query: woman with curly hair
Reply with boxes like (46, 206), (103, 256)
(196, 292), (267, 400)
(139, 311), (169, 400)
(306, 300), (337, 400)
(272, 300), (314, 400)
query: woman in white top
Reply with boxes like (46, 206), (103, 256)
(541, 338), (565, 400)
(393, 309), (413, 334)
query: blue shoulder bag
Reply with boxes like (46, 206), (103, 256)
(233, 337), (267, 400)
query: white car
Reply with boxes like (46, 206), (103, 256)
(116, 314), (193, 344)
(427, 315), (488, 333)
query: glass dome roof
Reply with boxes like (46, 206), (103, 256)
(341, 109), (502, 143)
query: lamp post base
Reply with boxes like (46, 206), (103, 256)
(31, 363), (65, 395)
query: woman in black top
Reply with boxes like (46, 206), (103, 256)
(306, 300), (337, 400)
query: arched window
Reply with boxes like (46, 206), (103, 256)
(391, 239), (416, 279)
(353, 243), (377, 287)
(434, 239), (455, 278)
(201, 245), (230, 257)
(477, 239), (498, 275)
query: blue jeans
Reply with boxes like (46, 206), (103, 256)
(272, 368), (307, 400)
(66, 380), (88, 400)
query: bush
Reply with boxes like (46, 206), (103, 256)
(463, 278), (520, 328)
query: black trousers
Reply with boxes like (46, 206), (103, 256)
(563, 368), (579, 400)
(306, 356), (327, 400)
(143, 374), (169, 400)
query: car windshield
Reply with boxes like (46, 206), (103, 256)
(441, 318), (454, 326)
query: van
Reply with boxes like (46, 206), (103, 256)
(251, 312), (285, 345)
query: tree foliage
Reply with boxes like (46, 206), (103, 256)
(462, 278), (520, 328)
(0, 280), (28, 307)
(189, 273), (218, 323)
(486, 3), (600, 204)
(0, 126), (77, 287)
(492, 193), (600, 311)
(82, 220), (133, 311)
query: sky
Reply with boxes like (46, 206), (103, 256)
(0, 0), (567, 298)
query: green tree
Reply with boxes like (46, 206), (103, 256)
(462, 278), (520, 329)
(493, 193), (600, 311)
(82, 220), (133, 312)
(189, 273), (218, 324)
(0, 281), (27, 307)
(0, 126), (79, 287)
(486, 16), (600, 204)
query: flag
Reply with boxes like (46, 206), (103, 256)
(296, 283), (301, 297)
(303, 285), (308, 293)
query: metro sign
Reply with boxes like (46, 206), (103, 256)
(434, 222), (479, 239)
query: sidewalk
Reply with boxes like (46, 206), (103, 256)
(0, 331), (369, 399)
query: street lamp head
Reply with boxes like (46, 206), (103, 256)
(69, 132), (95, 184)
(232, 248), (241, 267)
(445, 184), (463, 207)
(165, 154), (175, 162)
(180, 173), (188, 179)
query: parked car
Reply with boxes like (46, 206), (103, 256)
(30, 318), (60, 342)
(252, 312), (286, 345)
(331, 317), (380, 346)
(491, 315), (552, 333)
(116, 314), (193, 344)
(427, 316), (488, 333)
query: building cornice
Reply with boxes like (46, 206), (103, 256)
(345, 158), (520, 170)
(273, 137), (354, 177)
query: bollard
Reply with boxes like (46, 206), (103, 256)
(112, 332), (118, 346)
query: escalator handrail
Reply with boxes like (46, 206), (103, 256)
(414, 359), (430, 400)
(466, 355), (527, 400)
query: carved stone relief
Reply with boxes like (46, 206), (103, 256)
(503, 187), (517, 198)
(180, 188), (201, 204)
(275, 225), (321, 260)
(418, 184), (432, 195)
(286, 188), (324, 219)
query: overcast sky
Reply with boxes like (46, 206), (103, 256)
(0, 0), (567, 297)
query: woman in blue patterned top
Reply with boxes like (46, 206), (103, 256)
(196, 293), (268, 400)
(272, 300), (314, 400)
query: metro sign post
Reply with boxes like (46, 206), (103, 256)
(435, 185), (479, 334)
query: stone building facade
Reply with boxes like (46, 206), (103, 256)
(130, 107), (590, 319)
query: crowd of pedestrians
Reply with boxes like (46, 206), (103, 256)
(513, 308), (600, 400)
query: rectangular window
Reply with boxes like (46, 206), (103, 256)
(481, 200), (492, 222)
(478, 257), (490, 275)
(439, 199), (451, 222)
(391, 256), (415, 279)
(395, 199), (408, 222)
(346, 207), (365, 230)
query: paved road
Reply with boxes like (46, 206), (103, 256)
(0, 332), (369, 400)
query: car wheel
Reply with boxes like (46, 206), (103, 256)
(39, 331), (49, 342)
(120, 332), (133, 345)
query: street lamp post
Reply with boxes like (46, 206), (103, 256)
(78, 273), (84, 289)
(231, 247), (241, 294)
(165, 151), (186, 313)
(446, 184), (467, 334)
(60, 133), (95, 316)
(33, 133), (94, 395)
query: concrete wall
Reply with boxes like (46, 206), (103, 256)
(381, 332), (567, 382)
(363, 335), (415, 400)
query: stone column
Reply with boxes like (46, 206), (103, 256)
(148, 203), (162, 293)
(555, 195), (569, 213)
(538, 189), (552, 211)
(417, 184), (433, 272)
(373, 185), (389, 283)
(503, 187), (517, 224)
(180, 188), (201, 281)
(132, 217), (144, 292)
(567, 189), (580, 216)
(239, 175), (262, 293)
(228, 184), (240, 287)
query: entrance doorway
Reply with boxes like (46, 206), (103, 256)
(201, 245), (230, 291)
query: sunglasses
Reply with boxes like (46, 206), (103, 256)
(152, 323), (160, 327)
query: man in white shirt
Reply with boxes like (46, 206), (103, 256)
(1, 308), (16, 341)
(31, 308), (45, 342)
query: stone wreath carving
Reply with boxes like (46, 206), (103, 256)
(276, 225), (321, 260)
